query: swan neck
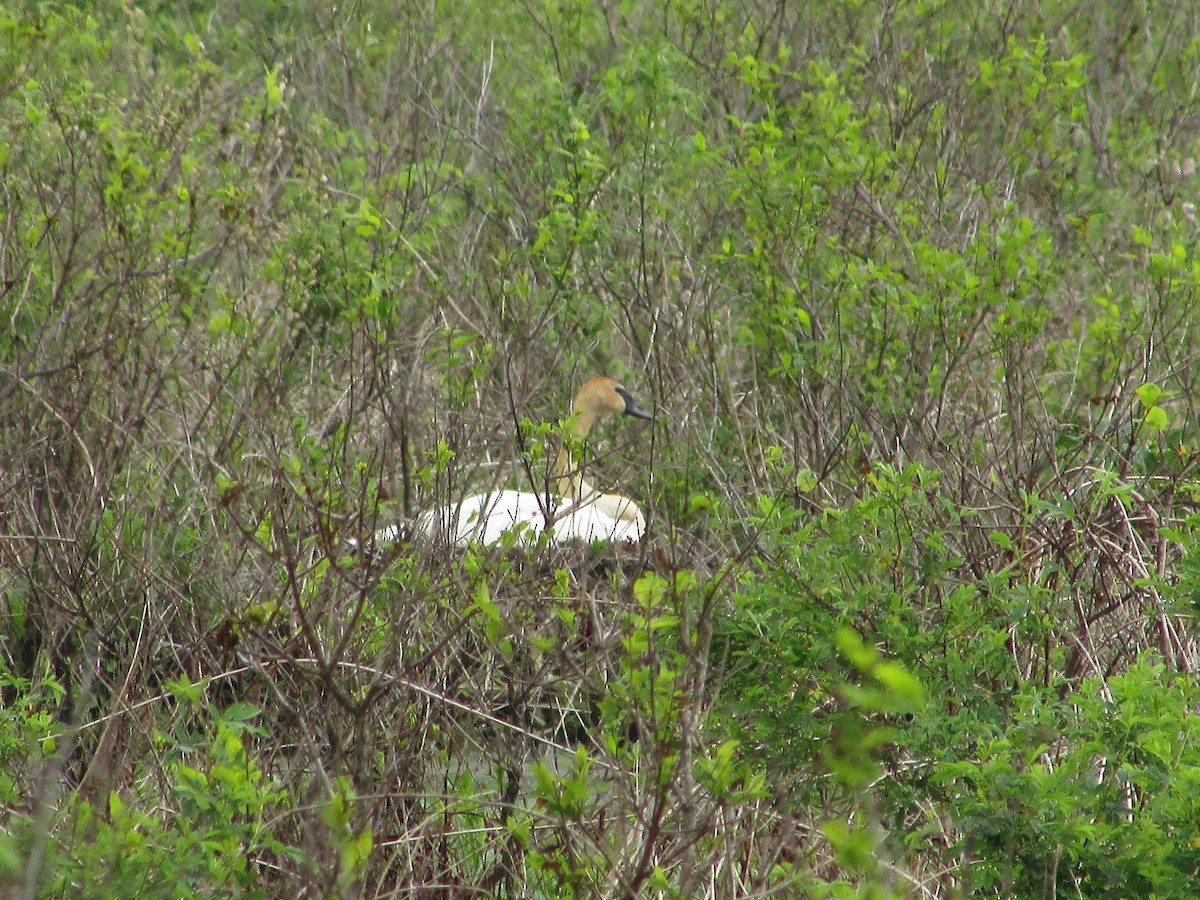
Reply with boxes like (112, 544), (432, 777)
(554, 402), (599, 501)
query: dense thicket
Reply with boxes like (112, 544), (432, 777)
(3, 0), (1200, 896)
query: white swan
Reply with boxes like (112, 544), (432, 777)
(414, 377), (653, 547)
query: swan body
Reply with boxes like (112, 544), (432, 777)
(398, 377), (653, 548)
(423, 490), (547, 546)
(421, 489), (644, 547)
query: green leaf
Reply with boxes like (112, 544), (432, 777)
(1142, 406), (1169, 432)
(1135, 383), (1163, 407)
(221, 703), (262, 725)
(167, 675), (205, 705)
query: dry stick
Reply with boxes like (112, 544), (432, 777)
(76, 598), (155, 801)
(49, 656), (618, 774)
(14, 377), (98, 497)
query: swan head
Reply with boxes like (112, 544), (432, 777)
(576, 376), (655, 422)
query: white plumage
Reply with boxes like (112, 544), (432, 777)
(417, 489), (645, 547)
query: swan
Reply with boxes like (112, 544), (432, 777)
(387, 377), (653, 547)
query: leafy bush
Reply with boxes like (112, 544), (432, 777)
(4, 0), (1200, 895)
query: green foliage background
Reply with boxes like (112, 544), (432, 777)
(3, 0), (1200, 895)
